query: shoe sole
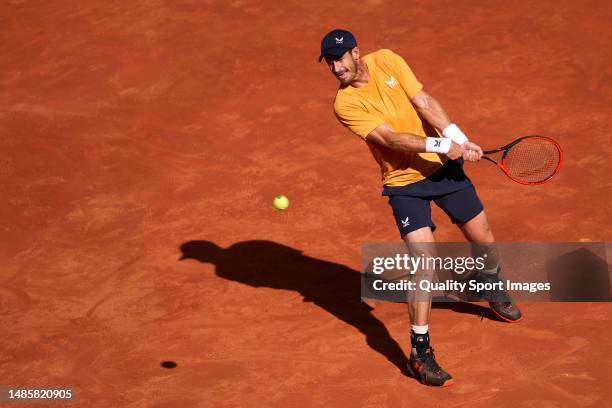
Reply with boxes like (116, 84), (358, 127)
(406, 365), (455, 387)
(426, 378), (454, 387)
(489, 305), (524, 323)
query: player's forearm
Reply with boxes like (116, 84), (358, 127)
(368, 123), (450, 153)
(368, 126), (462, 159)
(386, 131), (463, 159)
(383, 131), (428, 153)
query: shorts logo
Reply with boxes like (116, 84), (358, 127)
(335, 37), (344, 44)
(401, 216), (410, 227)
(385, 76), (398, 88)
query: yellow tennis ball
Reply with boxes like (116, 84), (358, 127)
(273, 195), (289, 210)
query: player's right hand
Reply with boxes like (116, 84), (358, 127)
(445, 141), (464, 160)
(461, 141), (483, 162)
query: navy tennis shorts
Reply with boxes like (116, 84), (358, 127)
(382, 159), (484, 238)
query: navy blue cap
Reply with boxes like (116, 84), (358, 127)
(318, 29), (357, 62)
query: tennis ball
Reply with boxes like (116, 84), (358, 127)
(273, 195), (289, 210)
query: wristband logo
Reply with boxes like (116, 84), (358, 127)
(434, 140), (441, 147)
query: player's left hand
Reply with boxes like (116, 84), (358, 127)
(461, 141), (483, 162)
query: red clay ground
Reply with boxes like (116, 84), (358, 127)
(1, 0), (611, 407)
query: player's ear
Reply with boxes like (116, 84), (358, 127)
(351, 47), (360, 60)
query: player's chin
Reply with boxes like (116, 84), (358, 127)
(338, 76), (352, 86)
(335, 72), (350, 84)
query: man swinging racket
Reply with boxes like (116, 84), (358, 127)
(318, 29), (522, 387)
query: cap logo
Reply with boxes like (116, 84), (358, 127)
(335, 37), (344, 44)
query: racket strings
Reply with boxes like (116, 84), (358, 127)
(502, 138), (561, 183)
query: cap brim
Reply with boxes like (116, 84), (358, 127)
(318, 46), (351, 62)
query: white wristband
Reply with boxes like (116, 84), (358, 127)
(442, 123), (468, 145)
(425, 137), (451, 154)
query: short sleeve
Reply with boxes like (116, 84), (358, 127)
(383, 49), (423, 98)
(333, 97), (385, 140)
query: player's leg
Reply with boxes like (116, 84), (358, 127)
(457, 210), (501, 273)
(402, 227), (454, 386)
(387, 194), (454, 386)
(402, 226), (435, 328)
(457, 210), (523, 322)
(457, 209), (494, 243)
(390, 197), (436, 330)
(435, 187), (523, 322)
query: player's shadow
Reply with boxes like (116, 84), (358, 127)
(179, 240), (499, 374)
(179, 239), (411, 375)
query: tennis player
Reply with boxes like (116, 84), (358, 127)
(319, 29), (522, 387)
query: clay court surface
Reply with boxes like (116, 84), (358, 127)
(2, 0), (612, 406)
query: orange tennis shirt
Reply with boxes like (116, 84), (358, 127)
(333, 49), (446, 186)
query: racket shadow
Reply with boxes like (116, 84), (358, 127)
(179, 239), (411, 375)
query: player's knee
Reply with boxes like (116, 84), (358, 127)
(481, 221), (495, 241)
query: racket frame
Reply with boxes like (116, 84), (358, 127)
(481, 135), (563, 185)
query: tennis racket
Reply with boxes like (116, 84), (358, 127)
(478, 136), (563, 185)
